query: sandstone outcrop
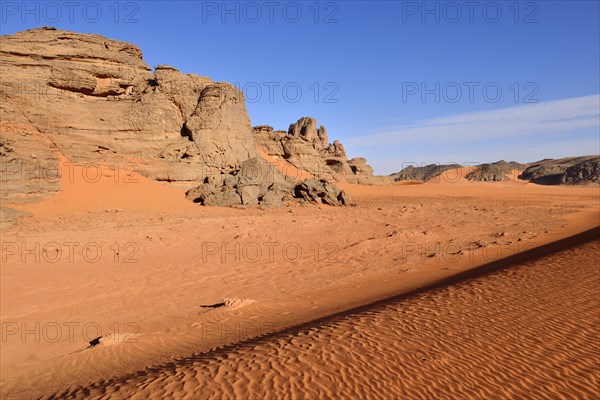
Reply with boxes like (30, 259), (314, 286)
(184, 157), (353, 207)
(0, 121), (61, 203)
(185, 157), (295, 207)
(254, 117), (392, 185)
(0, 27), (258, 200)
(1, 28), (357, 207)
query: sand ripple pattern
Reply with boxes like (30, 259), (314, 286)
(56, 240), (600, 400)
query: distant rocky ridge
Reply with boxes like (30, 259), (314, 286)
(390, 163), (461, 182)
(253, 118), (393, 185)
(519, 156), (599, 185)
(465, 161), (525, 182)
(389, 157), (599, 185)
(0, 27), (357, 207)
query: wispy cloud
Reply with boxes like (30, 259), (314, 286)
(347, 95), (600, 147)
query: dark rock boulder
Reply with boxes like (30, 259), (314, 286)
(186, 160), (353, 207)
(185, 157), (294, 207)
(294, 179), (352, 206)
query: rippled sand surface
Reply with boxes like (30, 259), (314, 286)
(57, 239), (599, 400)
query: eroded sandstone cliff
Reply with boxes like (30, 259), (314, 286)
(0, 28), (362, 206)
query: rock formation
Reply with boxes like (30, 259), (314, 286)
(466, 161), (525, 182)
(253, 126), (287, 158)
(254, 117), (392, 185)
(390, 163), (461, 182)
(0, 121), (61, 203)
(0, 28), (220, 195)
(390, 158), (600, 185)
(184, 156), (353, 208)
(561, 158), (599, 184)
(185, 157), (295, 207)
(519, 156), (599, 185)
(1, 28), (354, 207)
(294, 179), (352, 206)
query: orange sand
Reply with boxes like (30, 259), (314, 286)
(1, 158), (598, 399)
(58, 237), (600, 399)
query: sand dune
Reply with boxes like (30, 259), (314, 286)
(48, 236), (600, 399)
(1, 158), (599, 399)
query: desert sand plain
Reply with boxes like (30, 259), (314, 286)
(0, 155), (598, 399)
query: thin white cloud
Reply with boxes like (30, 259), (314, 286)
(347, 95), (600, 147)
(369, 136), (600, 175)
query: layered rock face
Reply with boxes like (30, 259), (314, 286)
(254, 117), (392, 185)
(1, 28), (353, 206)
(0, 121), (61, 203)
(519, 156), (599, 185)
(0, 28), (256, 196)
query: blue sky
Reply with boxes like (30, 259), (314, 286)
(1, 1), (599, 173)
